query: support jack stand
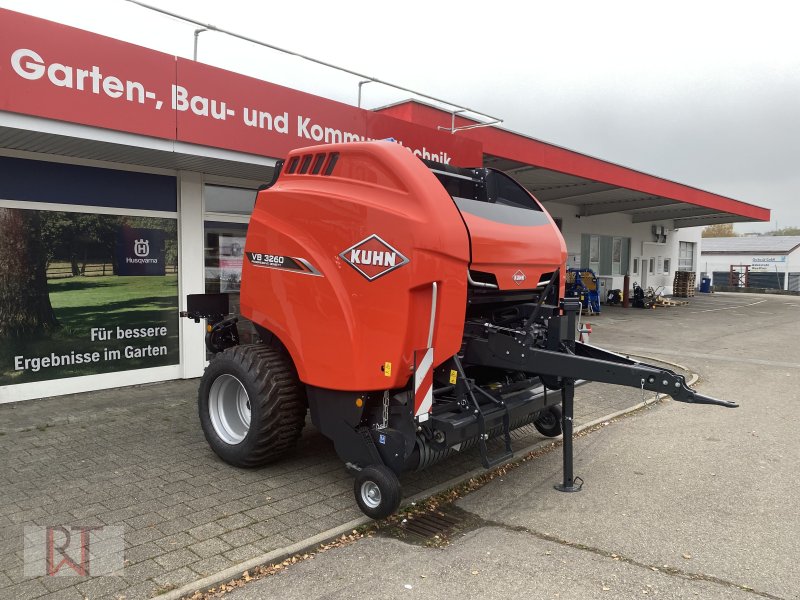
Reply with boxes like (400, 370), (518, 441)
(555, 478), (584, 493)
(554, 378), (583, 492)
(554, 301), (584, 493)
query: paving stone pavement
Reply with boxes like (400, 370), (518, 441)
(0, 347), (676, 600)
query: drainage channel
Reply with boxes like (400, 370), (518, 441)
(385, 504), (485, 547)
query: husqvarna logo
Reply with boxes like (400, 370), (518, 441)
(134, 239), (150, 258)
(339, 235), (409, 281)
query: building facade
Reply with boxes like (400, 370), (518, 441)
(701, 237), (800, 291)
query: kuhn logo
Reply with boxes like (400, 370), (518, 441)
(339, 235), (409, 281)
(513, 270), (526, 285)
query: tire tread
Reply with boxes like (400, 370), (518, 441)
(199, 344), (307, 468)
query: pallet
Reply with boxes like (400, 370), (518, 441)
(673, 271), (696, 280)
(655, 296), (689, 307)
(673, 272), (696, 290)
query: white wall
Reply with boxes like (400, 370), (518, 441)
(548, 203), (703, 296)
(178, 171), (207, 379)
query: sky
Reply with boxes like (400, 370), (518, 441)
(2, 0), (797, 233)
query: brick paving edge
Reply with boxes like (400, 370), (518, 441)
(155, 362), (698, 600)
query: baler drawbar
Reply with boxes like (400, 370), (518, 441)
(182, 140), (736, 519)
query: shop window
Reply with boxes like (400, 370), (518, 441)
(0, 207), (179, 385)
(649, 258), (656, 274)
(205, 185), (257, 215)
(663, 258), (671, 274)
(203, 183), (259, 352)
(204, 222), (247, 296)
(0, 158), (179, 386)
(633, 258), (639, 275)
(204, 221), (258, 347)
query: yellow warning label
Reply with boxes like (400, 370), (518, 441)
(449, 369), (457, 384)
(384, 362), (392, 377)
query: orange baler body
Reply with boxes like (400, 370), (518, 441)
(240, 141), (566, 392)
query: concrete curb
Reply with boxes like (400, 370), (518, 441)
(158, 357), (697, 600)
(157, 515), (372, 600)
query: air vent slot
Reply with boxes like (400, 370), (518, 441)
(283, 152), (338, 177)
(298, 154), (313, 174)
(323, 152), (339, 176)
(311, 153), (326, 175)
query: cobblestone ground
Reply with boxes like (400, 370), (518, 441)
(0, 363), (661, 600)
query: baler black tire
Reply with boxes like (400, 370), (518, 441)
(534, 404), (563, 438)
(354, 465), (402, 520)
(198, 344), (307, 468)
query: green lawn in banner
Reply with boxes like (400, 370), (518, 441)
(1, 275), (179, 386)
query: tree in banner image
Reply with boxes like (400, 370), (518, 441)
(0, 208), (59, 335)
(40, 212), (119, 275)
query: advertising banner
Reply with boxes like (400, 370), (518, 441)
(0, 208), (179, 385)
(0, 8), (483, 166)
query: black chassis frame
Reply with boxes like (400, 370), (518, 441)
(303, 300), (737, 488)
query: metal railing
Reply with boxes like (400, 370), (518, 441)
(124, 0), (502, 132)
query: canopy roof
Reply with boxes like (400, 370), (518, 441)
(377, 101), (770, 228)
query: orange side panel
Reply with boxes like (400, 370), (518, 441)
(240, 142), (470, 392)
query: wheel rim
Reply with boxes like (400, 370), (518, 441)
(208, 374), (251, 445)
(360, 481), (382, 509)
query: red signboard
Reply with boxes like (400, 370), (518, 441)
(174, 58), (478, 164)
(0, 8), (482, 166)
(0, 9), (176, 139)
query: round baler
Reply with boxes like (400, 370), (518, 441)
(183, 141), (737, 519)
